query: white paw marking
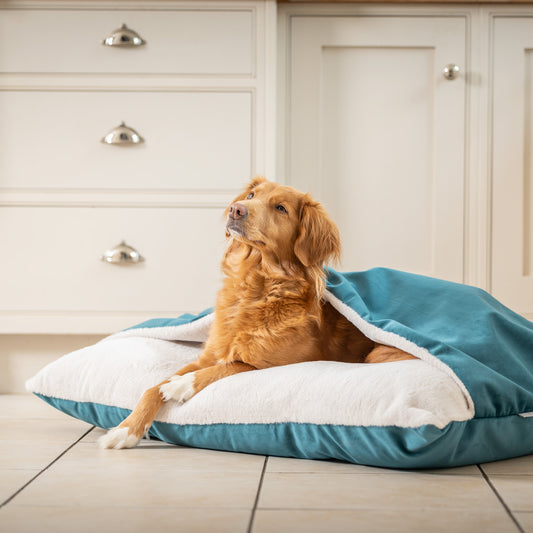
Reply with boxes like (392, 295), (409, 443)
(159, 373), (195, 404)
(97, 427), (141, 449)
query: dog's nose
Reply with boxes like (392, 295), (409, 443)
(228, 202), (248, 220)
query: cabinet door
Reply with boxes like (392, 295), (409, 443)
(493, 18), (533, 319)
(286, 16), (466, 282)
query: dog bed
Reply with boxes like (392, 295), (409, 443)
(27, 268), (533, 469)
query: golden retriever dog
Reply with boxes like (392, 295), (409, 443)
(99, 177), (414, 449)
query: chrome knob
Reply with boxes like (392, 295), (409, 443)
(443, 64), (460, 81)
(101, 241), (145, 264)
(102, 24), (146, 47)
(101, 122), (144, 145)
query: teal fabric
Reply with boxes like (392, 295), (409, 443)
(33, 268), (533, 468)
(325, 268), (533, 419)
(123, 307), (213, 331)
(35, 394), (533, 469)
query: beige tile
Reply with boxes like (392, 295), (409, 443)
(0, 394), (71, 420)
(0, 419), (92, 443)
(258, 472), (501, 510)
(82, 426), (134, 444)
(489, 476), (533, 512)
(516, 512), (533, 533)
(0, 469), (40, 504)
(0, 441), (71, 469)
(13, 467), (260, 508)
(57, 442), (265, 473)
(266, 456), (388, 474)
(482, 455), (533, 476)
(83, 426), (186, 444)
(266, 456), (479, 476)
(252, 509), (517, 533)
(0, 505), (250, 533)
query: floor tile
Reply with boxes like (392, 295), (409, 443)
(488, 476), (533, 511)
(12, 467), (261, 508)
(0, 394), (70, 420)
(58, 442), (265, 472)
(258, 472), (501, 510)
(266, 457), (387, 474)
(481, 455), (533, 476)
(0, 469), (40, 504)
(0, 505), (251, 533)
(83, 426), (191, 444)
(80, 426), (113, 444)
(266, 456), (479, 476)
(0, 419), (92, 443)
(252, 508), (518, 533)
(0, 441), (72, 470)
(516, 512), (533, 533)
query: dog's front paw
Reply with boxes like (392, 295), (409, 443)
(98, 427), (142, 449)
(159, 373), (196, 404)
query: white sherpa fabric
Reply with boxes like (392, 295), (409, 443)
(27, 310), (472, 430)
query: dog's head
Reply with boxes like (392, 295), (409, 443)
(225, 177), (341, 268)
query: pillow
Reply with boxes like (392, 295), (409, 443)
(27, 268), (533, 469)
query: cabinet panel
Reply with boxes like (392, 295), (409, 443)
(492, 18), (533, 318)
(0, 91), (252, 191)
(286, 16), (466, 282)
(0, 206), (226, 332)
(0, 9), (253, 75)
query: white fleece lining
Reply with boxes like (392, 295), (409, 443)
(323, 290), (475, 415)
(107, 313), (215, 343)
(27, 291), (476, 430)
(104, 290), (475, 416)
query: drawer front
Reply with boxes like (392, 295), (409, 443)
(0, 91), (252, 191)
(0, 9), (253, 75)
(0, 206), (226, 323)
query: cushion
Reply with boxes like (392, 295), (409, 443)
(27, 268), (533, 469)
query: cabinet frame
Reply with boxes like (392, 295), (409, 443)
(279, 3), (532, 319)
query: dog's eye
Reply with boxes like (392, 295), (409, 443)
(275, 204), (288, 214)
(246, 192), (254, 199)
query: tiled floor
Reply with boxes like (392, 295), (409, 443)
(1, 395), (532, 533)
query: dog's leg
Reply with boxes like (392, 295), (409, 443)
(98, 360), (202, 449)
(159, 361), (256, 403)
(365, 344), (417, 363)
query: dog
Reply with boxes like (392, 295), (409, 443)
(99, 177), (414, 449)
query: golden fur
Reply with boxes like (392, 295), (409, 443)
(101, 177), (414, 448)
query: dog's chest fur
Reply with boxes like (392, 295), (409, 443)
(208, 244), (320, 367)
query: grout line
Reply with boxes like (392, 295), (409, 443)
(477, 464), (525, 533)
(247, 456), (268, 533)
(0, 426), (96, 509)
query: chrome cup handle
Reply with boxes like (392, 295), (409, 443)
(101, 241), (145, 264)
(102, 24), (146, 47)
(101, 122), (145, 145)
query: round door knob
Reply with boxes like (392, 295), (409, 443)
(101, 241), (145, 264)
(443, 64), (460, 81)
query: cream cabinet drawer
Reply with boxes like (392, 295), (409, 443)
(0, 206), (226, 331)
(0, 91), (252, 191)
(0, 9), (253, 75)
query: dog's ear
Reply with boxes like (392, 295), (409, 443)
(294, 197), (341, 267)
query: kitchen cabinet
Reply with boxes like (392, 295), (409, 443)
(492, 16), (533, 319)
(279, 3), (533, 319)
(0, 0), (276, 334)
